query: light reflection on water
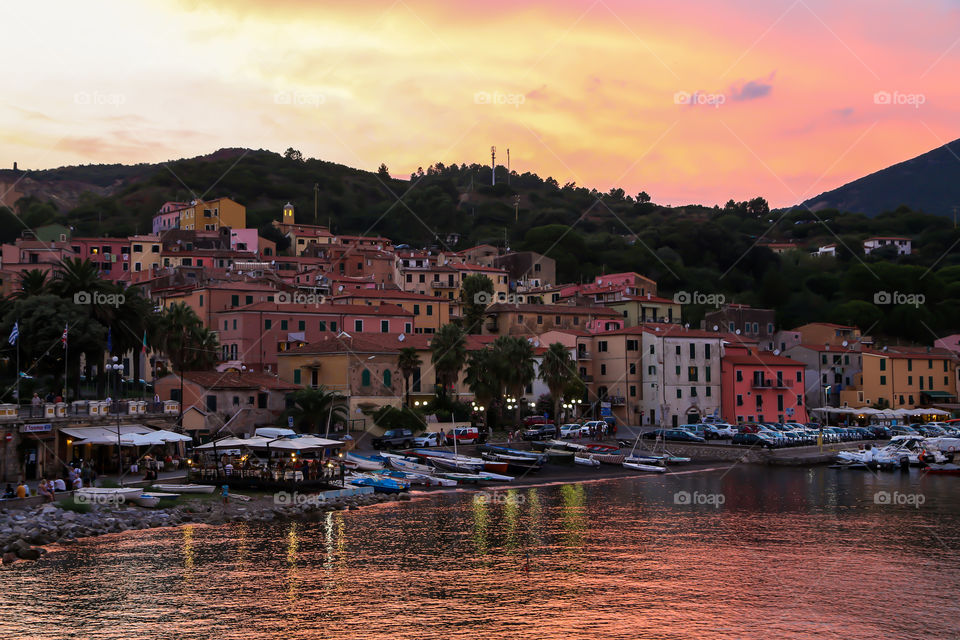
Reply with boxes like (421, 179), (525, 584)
(2, 466), (960, 640)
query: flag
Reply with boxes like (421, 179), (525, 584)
(107, 327), (112, 353)
(142, 331), (148, 354)
(61, 324), (68, 349)
(7, 321), (18, 346)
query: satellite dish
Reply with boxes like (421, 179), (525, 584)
(735, 329), (741, 335)
(398, 334), (405, 342)
(684, 323), (690, 329)
(774, 349), (781, 355)
(337, 285), (344, 292)
(713, 325), (719, 331)
(842, 340), (848, 347)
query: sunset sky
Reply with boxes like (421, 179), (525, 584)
(1, 0), (958, 207)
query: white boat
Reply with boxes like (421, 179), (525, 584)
(384, 454), (438, 475)
(151, 483), (215, 494)
(345, 452), (385, 471)
(139, 492), (180, 504)
(133, 495), (161, 508)
(574, 455), (600, 467)
(476, 471), (514, 482)
(623, 461), (667, 473)
(75, 487), (142, 504)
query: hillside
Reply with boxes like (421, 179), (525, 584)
(800, 138), (960, 216)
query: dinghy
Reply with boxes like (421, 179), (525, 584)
(345, 452), (386, 471)
(574, 455), (600, 467)
(623, 461), (667, 473)
(151, 484), (215, 494)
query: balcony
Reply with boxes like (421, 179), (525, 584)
(431, 281), (455, 289)
(609, 395), (626, 406)
(582, 375), (594, 383)
(751, 379), (794, 389)
(577, 350), (591, 359)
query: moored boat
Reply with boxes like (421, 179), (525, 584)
(590, 453), (626, 464)
(133, 495), (161, 508)
(574, 455), (600, 467)
(345, 452), (386, 471)
(479, 445), (546, 462)
(544, 448), (575, 464)
(623, 461), (667, 473)
(481, 452), (542, 472)
(584, 443), (620, 453)
(151, 484), (215, 494)
(925, 463), (960, 475)
(348, 473), (409, 493)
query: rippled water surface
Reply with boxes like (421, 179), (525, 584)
(3, 466), (960, 640)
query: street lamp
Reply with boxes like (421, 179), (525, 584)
(108, 357), (124, 486)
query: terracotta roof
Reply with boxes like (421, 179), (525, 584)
(332, 290), (447, 302)
(865, 236), (910, 241)
(177, 371), (299, 391)
(863, 347), (957, 360)
(792, 343), (862, 353)
(615, 295), (678, 305)
(792, 322), (857, 331)
(485, 303), (620, 316)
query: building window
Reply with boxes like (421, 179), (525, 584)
(705, 387), (712, 397)
(705, 344), (711, 360)
(381, 320), (389, 333)
(880, 359), (886, 371)
(318, 320), (326, 331)
(629, 363), (636, 375)
(383, 370), (392, 388)
(649, 345), (655, 355)
(777, 394), (784, 411)
(355, 320), (363, 332)
(675, 345), (681, 355)
(908, 376), (912, 385)
(281, 320), (288, 330)
(231, 295), (239, 306)
(331, 322), (337, 332)
(691, 387), (697, 397)
(821, 355), (827, 365)
(675, 366), (681, 376)
(361, 369), (371, 386)
(413, 304), (420, 315)
(688, 367), (698, 382)
(737, 394), (743, 406)
(598, 341), (608, 353)
(729, 322), (735, 332)
(626, 339), (638, 351)
(705, 366), (711, 382)
(690, 343), (696, 359)
(736, 370), (743, 382)
(293, 369), (301, 384)
(796, 370), (802, 382)
(630, 385), (636, 397)
(537, 315), (543, 324)
(600, 364), (607, 375)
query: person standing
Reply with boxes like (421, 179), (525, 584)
(31, 393), (42, 417)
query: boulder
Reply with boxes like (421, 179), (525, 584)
(16, 547), (41, 560)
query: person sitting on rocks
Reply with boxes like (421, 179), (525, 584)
(53, 477), (67, 492)
(38, 479), (54, 502)
(72, 475), (82, 490)
(2, 484), (14, 499)
(15, 480), (27, 499)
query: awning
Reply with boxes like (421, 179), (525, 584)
(193, 434), (343, 452)
(922, 391), (956, 399)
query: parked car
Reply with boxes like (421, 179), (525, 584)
(447, 426), (483, 445)
(705, 423), (737, 439)
(732, 432), (776, 449)
(522, 423), (557, 441)
(558, 424), (584, 439)
(371, 428), (415, 449)
(662, 429), (705, 443)
(678, 424), (708, 439)
(522, 416), (552, 427)
(411, 432), (442, 447)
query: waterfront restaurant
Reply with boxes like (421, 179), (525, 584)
(191, 433), (346, 490)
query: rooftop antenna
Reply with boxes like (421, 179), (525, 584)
(491, 146), (496, 186)
(507, 148), (511, 186)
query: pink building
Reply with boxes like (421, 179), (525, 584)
(152, 202), (188, 235)
(721, 344), (808, 424)
(68, 237), (134, 281)
(213, 302), (414, 372)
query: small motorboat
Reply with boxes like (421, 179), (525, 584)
(372, 469), (457, 487)
(475, 471), (514, 482)
(133, 495), (162, 508)
(138, 492), (180, 505)
(925, 463), (960, 475)
(75, 487), (142, 504)
(623, 461), (667, 473)
(348, 473), (409, 493)
(574, 455), (600, 467)
(345, 452), (386, 471)
(543, 448), (575, 464)
(384, 455), (438, 475)
(435, 472), (484, 484)
(430, 457), (486, 473)
(152, 484), (215, 494)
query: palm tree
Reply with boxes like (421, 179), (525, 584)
(14, 269), (48, 298)
(50, 258), (104, 299)
(539, 342), (578, 424)
(465, 347), (502, 426)
(430, 324), (466, 403)
(286, 386), (348, 434)
(397, 347), (421, 407)
(493, 336), (536, 425)
(157, 302), (203, 372)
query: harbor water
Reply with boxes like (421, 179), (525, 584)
(2, 466), (959, 640)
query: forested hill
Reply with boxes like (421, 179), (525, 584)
(800, 137), (960, 216)
(4, 147), (960, 343)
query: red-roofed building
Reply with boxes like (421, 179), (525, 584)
(213, 302), (414, 372)
(484, 303), (623, 337)
(332, 289), (451, 333)
(864, 236), (911, 256)
(838, 346), (958, 409)
(782, 343), (863, 408)
(721, 344), (807, 424)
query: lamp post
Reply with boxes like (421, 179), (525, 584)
(108, 357), (124, 486)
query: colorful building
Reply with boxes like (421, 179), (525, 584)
(721, 345), (807, 424)
(175, 197), (246, 231)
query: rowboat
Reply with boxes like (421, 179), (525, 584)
(436, 472), (483, 484)
(133, 495), (162, 508)
(151, 484), (215, 494)
(925, 463), (960, 475)
(479, 445), (547, 462)
(138, 492), (180, 505)
(584, 443), (620, 453)
(384, 455), (438, 475)
(590, 453), (625, 464)
(481, 452), (542, 473)
(75, 487), (142, 504)
(408, 449), (487, 472)
(345, 452), (386, 471)
(348, 473), (409, 493)
(623, 461), (667, 473)
(574, 455), (600, 467)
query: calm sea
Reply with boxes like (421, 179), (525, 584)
(2, 466), (959, 640)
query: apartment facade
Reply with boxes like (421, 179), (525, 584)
(176, 197), (246, 231)
(332, 289), (451, 334)
(485, 303), (623, 337)
(721, 346), (808, 424)
(703, 304), (777, 350)
(839, 347), (958, 409)
(782, 343), (862, 409)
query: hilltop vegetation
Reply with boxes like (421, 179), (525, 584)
(4, 148), (960, 344)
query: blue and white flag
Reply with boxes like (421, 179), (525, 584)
(106, 327), (112, 352)
(7, 321), (18, 346)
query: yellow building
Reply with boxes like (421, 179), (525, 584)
(331, 290), (451, 334)
(608, 294), (683, 326)
(177, 197), (246, 231)
(839, 347), (958, 408)
(128, 235), (162, 277)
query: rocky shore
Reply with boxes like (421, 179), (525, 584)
(0, 490), (409, 565)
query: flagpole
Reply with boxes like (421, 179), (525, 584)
(64, 323), (69, 401)
(15, 329), (20, 410)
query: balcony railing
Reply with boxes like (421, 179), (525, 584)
(430, 281), (455, 288)
(577, 350), (591, 359)
(751, 379), (794, 389)
(608, 395), (626, 406)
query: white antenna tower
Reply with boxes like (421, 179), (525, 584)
(491, 146), (496, 186)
